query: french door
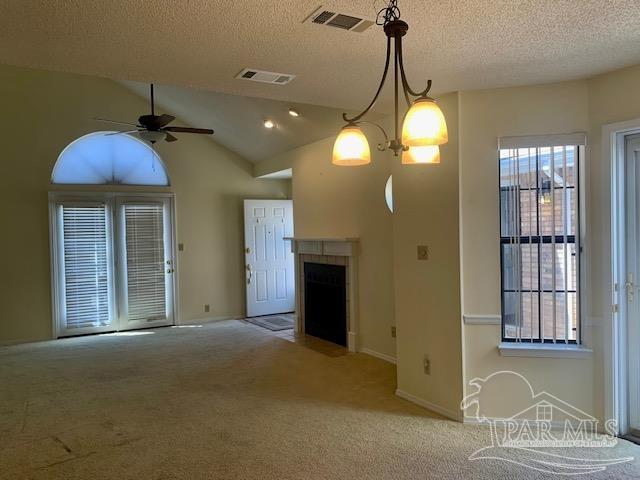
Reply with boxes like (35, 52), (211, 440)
(50, 193), (176, 337)
(625, 134), (640, 436)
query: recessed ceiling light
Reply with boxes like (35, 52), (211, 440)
(264, 119), (275, 129)
(288, 108), (300, 117)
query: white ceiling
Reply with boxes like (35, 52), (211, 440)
(1, 0), (640, 113)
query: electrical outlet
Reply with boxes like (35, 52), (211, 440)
(423, 354), (431, 375)
(417, 245), (429, 260)
(204, 304), (210, 313)
(391, 326), (396, 338)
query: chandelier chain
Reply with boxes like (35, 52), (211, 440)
(375, 0), (401, 26)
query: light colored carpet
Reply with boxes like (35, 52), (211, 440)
(0, 320), (638, 479)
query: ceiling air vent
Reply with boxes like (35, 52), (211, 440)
(304, 6), (375, 33)
(235, 68), (296, 85)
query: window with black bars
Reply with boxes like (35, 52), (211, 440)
(499, 145), (580, 343)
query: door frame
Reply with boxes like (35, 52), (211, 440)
(48, 191), (179, 338)
(243, 199), (295, 318)
(604, 118), (640, 436)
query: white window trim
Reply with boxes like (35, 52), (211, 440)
(48, 191), (179, 339)
(496, 135), (587, 346)
(498, 342), (592, 358)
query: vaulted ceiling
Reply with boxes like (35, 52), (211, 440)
(118, 81), (355, 163)
(2, 0), (640, 114)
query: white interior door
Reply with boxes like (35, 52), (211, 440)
(625, 134), (640, 434)
(116, 197), (175, 330)
(244, 199), (294, 317)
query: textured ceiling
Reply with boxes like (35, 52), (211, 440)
(1, 1), (640, 113)
(118, 81), (354, 163)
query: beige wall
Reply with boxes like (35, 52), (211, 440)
(263, 133), (396, 359)
(0, 64), (289, 344)
(392, 93), (463, 418)
(458, 81), (595, 418)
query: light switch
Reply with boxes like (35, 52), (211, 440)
(178, 243), (184, 252)
(417, 245), (429, 260)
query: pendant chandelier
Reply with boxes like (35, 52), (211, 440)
(332, 0), (448, 166)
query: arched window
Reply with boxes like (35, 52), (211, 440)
(52, 132), (170, 186)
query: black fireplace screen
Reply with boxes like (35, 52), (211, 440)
(304, 262), (347, 346)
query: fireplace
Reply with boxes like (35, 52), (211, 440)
(304, 262), (347, 346)
(285, 237), (359, 352)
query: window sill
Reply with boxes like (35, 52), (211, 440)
(498, 342), (592, 359)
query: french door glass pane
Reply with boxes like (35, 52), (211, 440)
(124, 203), (167, 323)
(61, 204), (111, 329)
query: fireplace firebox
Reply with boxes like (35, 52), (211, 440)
(304, 262), (347, 346)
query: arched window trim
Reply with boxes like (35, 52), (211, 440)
(51, 131), (171, 187)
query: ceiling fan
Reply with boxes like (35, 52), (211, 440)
(94, 83), (214, 143)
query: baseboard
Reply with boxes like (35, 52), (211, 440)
(179, 314), (244, 326)
(463, 416), (575, 430)
(0, 337), (50, 348)
(359, 347), (397, 364)
(395, 389), (462, 421)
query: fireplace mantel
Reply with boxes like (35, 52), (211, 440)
(284, 237), (359, 257)
(286, 237), (359, 351)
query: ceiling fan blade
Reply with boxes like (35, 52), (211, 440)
(165, 132), (178, 142)
(105, 130), (141, 136)
(94, 117), (139, 127)
(164, 126), (214, 135)
(157, 114), (175, 128)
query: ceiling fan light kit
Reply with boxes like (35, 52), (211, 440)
(332, 0), (448, 166)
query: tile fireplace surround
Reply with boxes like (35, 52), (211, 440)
(285, 238), (359, 352)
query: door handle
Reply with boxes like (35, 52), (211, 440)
(246, 264), (252, 284)
(627, 272), (635, 303)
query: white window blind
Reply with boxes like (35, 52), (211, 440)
(124, 203), (166, 322)
(61, 204), (111, 329)
(498, 135), (583, 344)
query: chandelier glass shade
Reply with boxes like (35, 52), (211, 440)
(332, 0), (447, 166)
(401, 98), (448, 147)
(332, 125), (371, 166)
(402, 145), (440, 164)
